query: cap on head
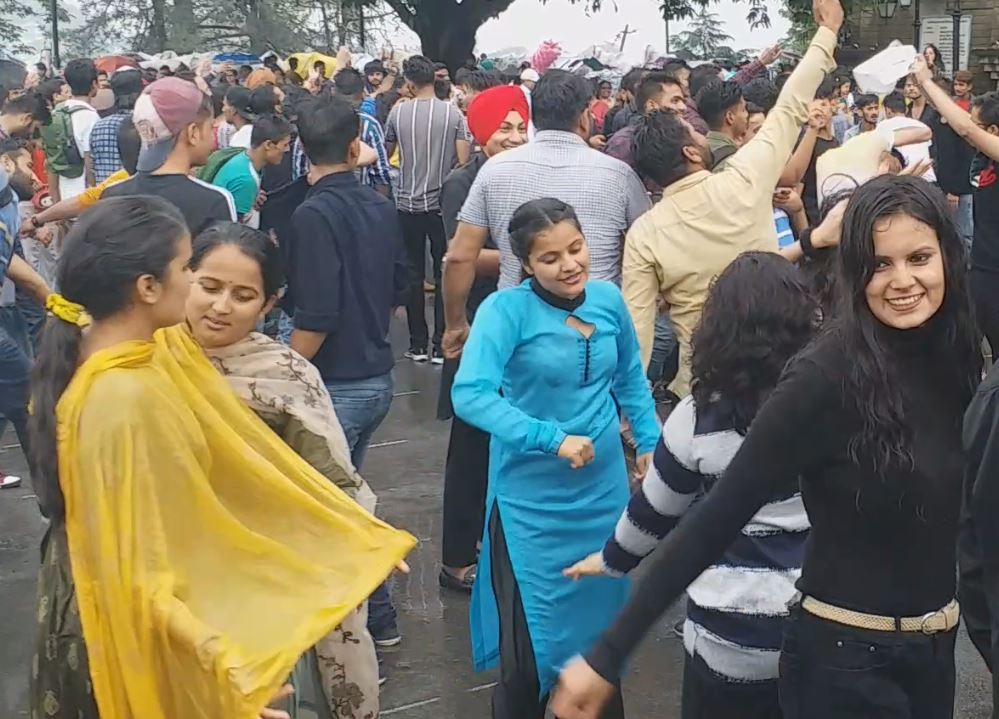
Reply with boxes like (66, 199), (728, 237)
(133, 77), (205, 172)
(520, 68), (540, 83)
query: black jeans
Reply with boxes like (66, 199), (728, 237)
(779, 605), (957, 719)
(398, 210), (445, 353)
(441, 412), (489, 568)
(681, 651), (780, 719)
(489, 508), (625, 719)
(970, 268), (999, 355)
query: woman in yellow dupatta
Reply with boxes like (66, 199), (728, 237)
(183, 223), (380, 719)
(28, 197), (414, 719)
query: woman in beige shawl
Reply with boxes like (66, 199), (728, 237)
(185, 223), (380, 719)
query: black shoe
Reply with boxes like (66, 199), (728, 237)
(405, 347), (429, 362)
(439, 566), (476, 593)
(431, 348), (445, 365)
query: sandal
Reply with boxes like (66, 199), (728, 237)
(439, 565), (476, 593)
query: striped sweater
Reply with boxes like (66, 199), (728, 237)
(602, 395), (809, 683)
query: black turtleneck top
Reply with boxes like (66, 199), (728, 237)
(587, 321), (971, 681)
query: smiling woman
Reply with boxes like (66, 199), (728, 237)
(551, 176), (982, 719)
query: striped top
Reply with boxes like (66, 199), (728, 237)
(602, 395), (809, 683)
(385, 97), (470, 213)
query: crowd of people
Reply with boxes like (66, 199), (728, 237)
(2, 0), (999, 715)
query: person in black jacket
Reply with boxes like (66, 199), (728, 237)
(552, 174), (981, 719)
(437, 85), (528, 593)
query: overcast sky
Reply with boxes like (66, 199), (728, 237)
(476, 0), (790, 57)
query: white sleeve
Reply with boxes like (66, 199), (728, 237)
(75, 110), (100, 153)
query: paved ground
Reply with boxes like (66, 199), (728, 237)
(0, 317), (994, 717)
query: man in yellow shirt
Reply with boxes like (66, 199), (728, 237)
(621, 11), (841, 397)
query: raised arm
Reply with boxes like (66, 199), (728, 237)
(913, 56), (999, 162)
(725, 3), (841, 191)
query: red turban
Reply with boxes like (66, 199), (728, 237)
(467, 85), (530, 147)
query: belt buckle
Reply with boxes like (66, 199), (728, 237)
(920, 609), (947, 635)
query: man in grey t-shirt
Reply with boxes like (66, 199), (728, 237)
(385, 55), (471, 363)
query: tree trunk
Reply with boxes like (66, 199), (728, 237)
(148, 0), (169, 52)
(416, 14), (477, 72)
(385, 0), (515, 72)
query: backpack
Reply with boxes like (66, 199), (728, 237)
(710, 144), (738, 171)
(42, 105), (87, 179)
(196, 147), (244, 183)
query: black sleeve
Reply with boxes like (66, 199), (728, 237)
(585, 355), (839, 681)
(440, 170), (470, 243)
(960, 371), (999, 688)
(287, 206), (343, 334)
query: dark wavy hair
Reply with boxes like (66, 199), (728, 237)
(828, 174), (979, 471)
(690, 252), (817, 433)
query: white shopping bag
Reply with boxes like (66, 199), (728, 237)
(853, 41), (918, 95)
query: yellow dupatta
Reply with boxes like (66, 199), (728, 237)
(57, 324), (415, 719)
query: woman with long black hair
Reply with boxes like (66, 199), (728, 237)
(564, 251), (818, 719)
(553, 174), (981, 719)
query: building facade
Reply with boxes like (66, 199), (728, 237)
(847, 0), (999, 90)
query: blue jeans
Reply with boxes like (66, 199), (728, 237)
(955, 194), (974, 253)
(325, 370), (397, 634)
(647, 313), (679, 386)
(324, 371), (394, 471)
(0, 306), (32, 452)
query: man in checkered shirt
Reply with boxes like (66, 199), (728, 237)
(441, 69), (651, 354)
(89, 70), (142, 184)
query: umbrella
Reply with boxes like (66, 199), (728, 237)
(95, 55), (140, 74)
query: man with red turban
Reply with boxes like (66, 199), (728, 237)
(437, 84), (529, 594)
(465, 85), (531, 154)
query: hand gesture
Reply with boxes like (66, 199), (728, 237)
(551, 657), (617, 719)
(812, 199), (847, 249)
(633, 451), (653, 482)
(563, 552), (609, 581)
(806, 100), (830, 130)
(442, 323), (470, 359)
(899, 157), (933, 178)
(773, 187), (804, 214)
(759, 45), (782, 66)
(558, 435), (595, 469)
(813, 0), (844, 34)
(909, 55), (932, 84)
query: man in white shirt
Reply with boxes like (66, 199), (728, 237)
(55, 58), (99, 200)
(880, 89), (936, 183)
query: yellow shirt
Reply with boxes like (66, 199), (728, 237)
(622, 27), (838, 396)
(78, 169), (130, 208)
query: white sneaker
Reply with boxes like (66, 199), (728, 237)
(1, 473), (22, 489)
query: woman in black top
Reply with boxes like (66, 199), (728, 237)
(552, 175), (981, 719)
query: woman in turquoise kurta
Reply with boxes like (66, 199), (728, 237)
(451, 198), (659, 718)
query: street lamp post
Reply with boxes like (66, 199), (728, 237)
(50, 0), (60, 70)
(947, 0), (962, 71)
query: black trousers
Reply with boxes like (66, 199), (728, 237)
(489, 508), (626, 719)
(398, 210), (446, 352)
(970, 268), (999, 355)
(778, 606), (957, 719)
(441, 413), (489, 568)
(681, 651), (780, 719)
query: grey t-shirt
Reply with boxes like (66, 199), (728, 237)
(386, 98), (469, 214)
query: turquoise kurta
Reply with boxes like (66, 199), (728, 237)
(452, 279), (659, 694)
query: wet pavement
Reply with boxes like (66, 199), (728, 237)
(0, 315), (994, 717)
